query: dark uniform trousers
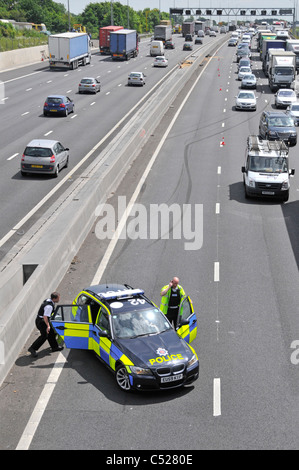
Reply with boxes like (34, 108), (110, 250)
(31, 316), (59, 351)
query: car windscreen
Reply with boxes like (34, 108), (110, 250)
(130, 73), (141, 77)
(291, 104), (299, 111)
(278, 90), (294, 97)
(80, 79), (93, 83)
(24, 147), (52, 157)
(243, 74), (255, 80)
(269, 117), (295, 127)
(111, 308), (172, 339)
(249, 156), (288, 173)
(238, 93), (254, 99)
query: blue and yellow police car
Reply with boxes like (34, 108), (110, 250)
(50, 284), (199, 392)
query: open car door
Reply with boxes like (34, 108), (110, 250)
(176, 296), (197, 344)
(51, 304), (93, 350)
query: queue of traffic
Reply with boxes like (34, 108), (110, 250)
(229, 26), (297, 202)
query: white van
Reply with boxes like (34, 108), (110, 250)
(241, 135), (295, 202)
(150, 40), (164, 57)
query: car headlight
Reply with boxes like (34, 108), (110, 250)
(187, 354), (198, 368)
(130, 366), (153, 376)
(248, 178), (255, 188)
(281, 179), (290, 190)
(268, 130), (277, 136)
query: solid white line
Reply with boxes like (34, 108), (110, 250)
(214, 262), (220, 282)
(16, 352), (67, 450)
(213, 378), (221, 416)
(2, 71), (42, 84)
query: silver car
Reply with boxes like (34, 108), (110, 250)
(241, 73), (257, 89)
(286, 102), (299, 125)
(78, 77), (101, 94)
(128, 72), (146, 86)
(21, 139), (69, 177)
(235, 91), (257, 111)
(153, 56), (168, 67)
(275, 89), (297, 108)
(238, 66), (252, 80)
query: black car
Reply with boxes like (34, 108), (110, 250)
(195, 37), (203, 45)
(165, 40), (175, 49)
(51, 284), (199, 392)
(259, 110), (297, 146)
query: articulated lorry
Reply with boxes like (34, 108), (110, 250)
(154, 24), (172, 43)
(48, 32), (91, 69)
(268, 50), (296, 91)
(110, 29), (138, 60)
(286, 39), (299, 70)
(99, 25), (123, 54)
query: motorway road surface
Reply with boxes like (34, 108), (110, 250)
(0, 34), (216, 258)
(0, 34), (299, 451)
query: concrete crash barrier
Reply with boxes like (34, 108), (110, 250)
(0, 45), (49, 71)
(0, 36), (227, 385)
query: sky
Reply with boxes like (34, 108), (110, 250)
(57, 1), (297, 17)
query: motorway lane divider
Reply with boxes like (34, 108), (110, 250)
(0, 35), (227, 386)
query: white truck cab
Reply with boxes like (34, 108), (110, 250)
(241, 135), (295, 202)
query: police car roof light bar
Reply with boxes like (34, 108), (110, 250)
(99, 289), (145, 300)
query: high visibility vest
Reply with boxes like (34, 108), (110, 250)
(160, 285), (186, 315)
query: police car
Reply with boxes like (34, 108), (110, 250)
(50, 284), (199, 392)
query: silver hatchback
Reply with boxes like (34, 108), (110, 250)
(21, 139), (69, 177)
(78, 77), (101, 94)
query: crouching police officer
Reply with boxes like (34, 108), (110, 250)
(28, 292), (63, 358)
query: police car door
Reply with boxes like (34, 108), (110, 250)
(51, 304), (93, 350)
(176, 296), (197, 344)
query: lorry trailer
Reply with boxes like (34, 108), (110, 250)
(48, 32), (91, 69)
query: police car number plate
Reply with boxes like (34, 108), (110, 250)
(161, 374), (183, 383)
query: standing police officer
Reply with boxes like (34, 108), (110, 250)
(28, 292), (63, 358)
(160, 277), (186, 326)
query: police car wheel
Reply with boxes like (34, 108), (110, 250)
(116, 365), (131, 391)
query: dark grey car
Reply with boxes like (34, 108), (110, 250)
(21, 139), (69, 177)
(259, 111), (297, 146)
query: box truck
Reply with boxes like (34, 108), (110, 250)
(286, 39), (299, 70)
(154, 25), (172, 43)
(110, 29), (139, 60)
(48, 32), (91, 69)
(268, 50), (296, 91)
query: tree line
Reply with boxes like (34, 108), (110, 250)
(0, 0), (170, 37)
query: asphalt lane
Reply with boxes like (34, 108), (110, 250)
(1, 35), (215, 255)
(1, 34), (299, 451)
